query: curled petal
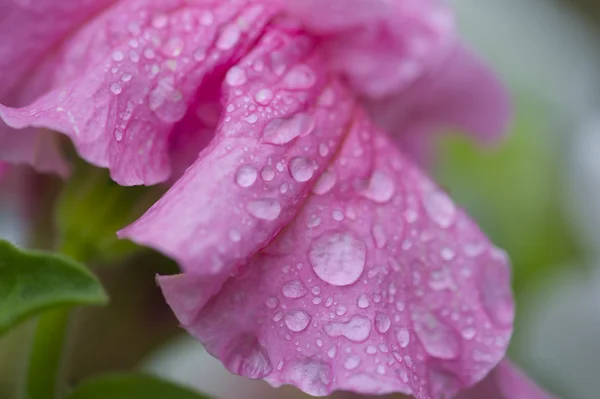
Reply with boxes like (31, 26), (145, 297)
(121, 27), (353, 310)
(0, 0), (273, 184)
(277, 0), (455, 98)
(458, 360), (557, 399)
(367, 44), (512, 154)
(159, 107), (514, 398)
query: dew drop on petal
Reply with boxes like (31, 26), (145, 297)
(280, 358), (332, 396)
(395, 327), (410, 348)
(413, 311), (460, 359)
(226, 66), (247, 86)
(235, 165), (258, 187)
(282, 280), (308, 299)
(247, 199), (281, 220)
(255, 89), (274, 105)
(109, 82), (122, 95)
(261, 113), (315, 145)
(312, 170), (337, 195)
(217, 24), (241, 50)
(361, 171), (395, 203)
(344, 355), (361, 370)
(357, 293), (370, 309)
(289, 157), (315, 182)
(374, 312), (391, 334)
(324, 315), (371, 342)
(309, 231), (366, 286)
(423, 188), (456, 228)
(285, 309), (311, 332)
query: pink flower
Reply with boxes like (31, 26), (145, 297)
(0, 0), (514, 398)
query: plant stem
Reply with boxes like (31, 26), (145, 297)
(24, 308), (71, 399)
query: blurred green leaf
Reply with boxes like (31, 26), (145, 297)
(66, 373), (212, 399)
(0, 240), (107, 335)
(435, 98), (580, 296)
(56, 160), (163, 263)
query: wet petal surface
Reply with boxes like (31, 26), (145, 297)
(160, 107), (514, 398)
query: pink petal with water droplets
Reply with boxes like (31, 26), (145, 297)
(121, 27), (353, 311)
(159, 106), (514, 398)
(458, 360), (557, 399)
(278, 0), (455, 99)
(0, 0), (273, 185)
(367, 44), (512, 154)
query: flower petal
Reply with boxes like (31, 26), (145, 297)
(121, 26), (353, 309)
(159, 108), (514, 398)
(367, 44), (512, 151)
(278, 0), (455, 99)
(0, 0), (273, 185)
(458, 360), (556, 399)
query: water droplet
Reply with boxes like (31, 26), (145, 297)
(344, 355), (361, 370)
(285, 309), (311, 332)
(109, 82), (122, 95)
(247, 199), (281, 221)
(413, 311), (459, 359)
(361, 171), (395, 203)
(217, 24), (241, 51)
(148, 77), (186, 123)
(396, 327), (410, 348)
(224, 335), (272, 379)
(162, 37), (184, 57)
(255, 89), (274, 105)
(260, 166), (275, 181)
(357, 293), (370, 309)
(374, 312), (391, 334)
(440, 247), (455, 261)
(226, 66), (247, 86)
(152, 14), (169, 29)
(112, 50), (125, 62)
(229, 229), (241, 242)
(265, 297), (279, 309)
(309, 231), (366, 286)
(461, 326), (476, 340)
(312, 170), (337, 195)
(244, 113), (258, 124)
(318, 143), (329, 157)
(423, 188), (456, 228)
(261, 113), (315, 145)
(282, 280), (308, 299)
(325, 315), (371, 342)
(283, 64), (316, 90)
(289, 157), (315, 182)
(371, 224), (387, 249)
(235, 165), (258, 187)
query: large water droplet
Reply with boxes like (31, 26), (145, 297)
(283, 64), (316, 90)
(261, 113), (315, 145)
(226, 66), (247, 86)
(223, 335), (273, 379)
(344, 355), (361, 370)
(255, 89), (273, 105)
(285, 309), (311, 332)
(357, 293), (370, 309)
(247, 199), (281, 221)
(217, 24), (241, 51)
(235, 165), (258, 187)
(374, 312), (391, 334)
(361, 171), (395, 203)
(282, 280), (308, 299)
(309, 231), (366, 286)
(413, 311), (459, 359)
(289, 157), (315, 182)
(423, 188), (456, 228)
(312, 170), (337, 195)
(148, 76), (186, 123)
(324, 315), (371, 342)
(396, 327), (410, 348)
(109, 82), (122, 95)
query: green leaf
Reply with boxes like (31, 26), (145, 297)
(0, 240), (108, 335)
(66, 373), (212, 399)
(56, 159), (163, 263)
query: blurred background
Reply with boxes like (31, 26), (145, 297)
(2, 0), (600, 398)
